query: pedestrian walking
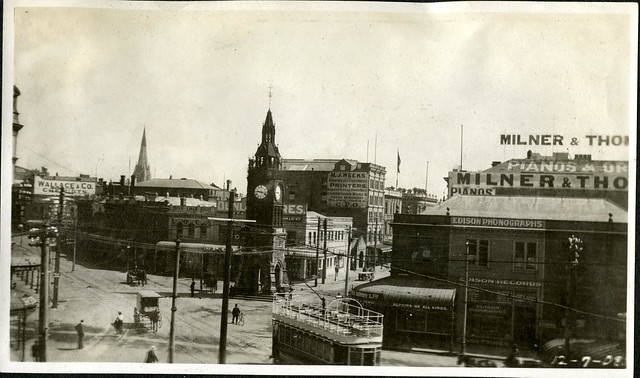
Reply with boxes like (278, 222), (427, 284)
(114, 311), (124, 333)
(190, 278), (196, 297)
(212, 275), (218, 294)
(32, 340), (41, 361)
(334, 265), (339, 281)
(232, 304), (241, 324)
(75, 320), (85, 349)
(145, 346), (158, 363)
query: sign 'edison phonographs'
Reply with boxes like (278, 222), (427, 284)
(33, 176), (96, 197)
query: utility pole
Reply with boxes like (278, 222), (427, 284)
(219, 190), (235, 364)
(31, 224), (57, 362)
(72, 209), (77, 272)
(460, 239), (470, 357)
(564, 235), (582, 357)
(168, 238), (181, 363)
(314, 217), (321, 287)
(52, 188), (64, 308)
(322, 218), (328, 284)
(344, 226), (352, 298)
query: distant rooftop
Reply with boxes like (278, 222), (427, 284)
(137, 178), (219, 190)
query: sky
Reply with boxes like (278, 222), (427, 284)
(7, 2), (636, 198)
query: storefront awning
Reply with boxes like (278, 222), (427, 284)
(352, 276), (456, 311)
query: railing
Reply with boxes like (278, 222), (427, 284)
(273, 294), (383, 339)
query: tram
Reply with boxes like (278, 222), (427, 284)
(272, 293), (383, 365)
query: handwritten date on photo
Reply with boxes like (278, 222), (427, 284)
(550, 355), (625, 368)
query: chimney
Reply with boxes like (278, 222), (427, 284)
(130, 175), (136, 193)
(226, 180), (232, 191)
(491, 161), (501, 167)
(120, 175), (126, 187)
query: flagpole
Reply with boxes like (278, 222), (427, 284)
(396, 149), (399, 189)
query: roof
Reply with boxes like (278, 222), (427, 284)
(422, 195), (627, 223)
(353, 276), (456, 310)
(137, 290), (162, 298)
(282, 159), (341, 172)
(154, 196), (216, 207)
(137, 178), (215, 190)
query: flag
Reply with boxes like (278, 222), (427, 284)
(397, 150), (401, 173)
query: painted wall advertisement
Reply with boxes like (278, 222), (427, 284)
(449, 159), (628, 197)
(283, 204), (306, 222)
(327, 171), (369, 208)
(33, 176), (96, 196)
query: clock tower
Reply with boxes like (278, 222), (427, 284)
(242, 107), (288, 294)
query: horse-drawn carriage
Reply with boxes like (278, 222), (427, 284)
(133, 290), (162, 331)
(126, 267), (147, 286)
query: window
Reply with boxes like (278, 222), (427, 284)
(289, 191), (296, 201)
(514, 242), (537, 270)
(467, 239), (489, 267)
(200, 224), (207, 237)
(176, 223), (183, 236)
(188, 223), (195, 237)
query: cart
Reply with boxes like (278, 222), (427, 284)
(133, 290), (163, 330)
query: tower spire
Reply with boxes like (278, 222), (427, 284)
(268, 84), (273, 109)
(133, 128), (151, 182)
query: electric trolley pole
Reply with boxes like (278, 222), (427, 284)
(208, 191), (256, 364)
(52, 188), (64, 308)
(168, 238), (181, 363)
(315, 217), (321, 287)
(322, 218), (327, 284)
(564, 235), (582, 357)
(344, 226), (351, 298)
(30, 224), (58, 362)
(460, 239), (470, 357)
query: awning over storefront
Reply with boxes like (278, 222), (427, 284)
(352, 276), (456, 311)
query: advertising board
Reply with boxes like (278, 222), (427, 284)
(33, 176), (96, 197)
(327, 171), (368, 208)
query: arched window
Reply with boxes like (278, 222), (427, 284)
(176, 223), (183, 236)
(188, 223), (195, 237)
(308, 232), (312, 245)
(200, 224), (207, 238)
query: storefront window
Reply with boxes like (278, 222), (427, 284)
(514, 242), (537, 270)
(396, 310), (426, 332)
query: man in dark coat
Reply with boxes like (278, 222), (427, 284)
(232, 304), (241, 324)
(190, 279), (196, 297)
(145, 346), (158, 363)
(75, 320), (85, 349)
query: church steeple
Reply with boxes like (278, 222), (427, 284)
(133, 128), (151, 182)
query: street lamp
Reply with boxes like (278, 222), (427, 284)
(169, 238), (181, 363)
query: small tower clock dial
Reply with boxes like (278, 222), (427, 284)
(254, 184), (268, 199)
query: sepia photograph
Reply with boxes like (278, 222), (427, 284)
(1, 1), (636, 376)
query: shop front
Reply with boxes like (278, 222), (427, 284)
(463, 277), (541, 347)
(351, 276), (456, 351)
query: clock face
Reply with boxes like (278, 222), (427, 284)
(275, 185), (282, 201)
(254, 184), (268, 199)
